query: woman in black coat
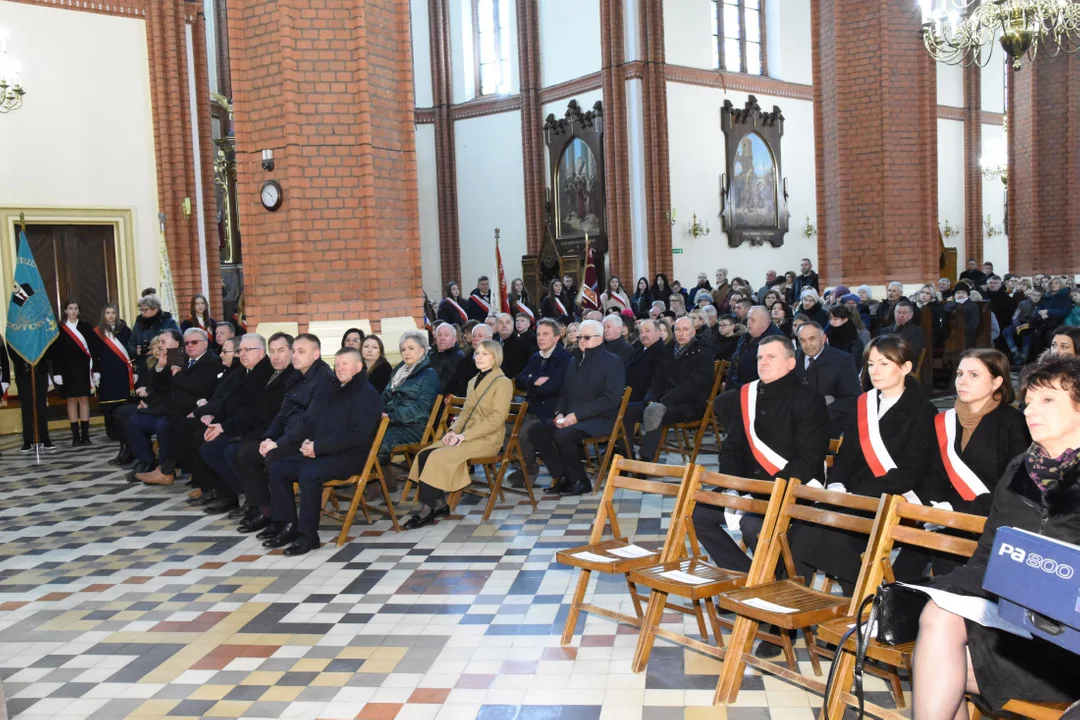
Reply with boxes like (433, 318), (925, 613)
(54, 298), (102, 446)
(437, 282), (470, 326)
(651, 273), (671, 311)
(361, 334), (393, 393)
(795, 288), (829, 326)
(630, 277), (653, 319)
(913, 355), (1080, 718)
(541, 280), (573, 325)
(769, 301), (794, 339)
(95, 303), (134, 456)
(826, 305), (866, 370)
(795, 335), (938, 591)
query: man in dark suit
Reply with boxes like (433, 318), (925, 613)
(627, 319), (667, 402)
(428, 323), (464, 393)
(133, 328), (222, 485)
(712, 306), (782, 429)
(527, 319), (625, 496)
(623, 317), (714, 462)
(262, 347), (382, 556)
(602, 315), (637, 371)
(466, 275), (494, 322)
(873, 282), (909, 330)
(794, 322), (862, 439)
(880, 300), (926, 362)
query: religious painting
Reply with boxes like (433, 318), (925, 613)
(720, 96), (790, 248)
(555, 138), (603, 239)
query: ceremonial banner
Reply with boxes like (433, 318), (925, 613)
(158, 218), (178, 316)
(577, 235), (600, 311)
(6, 230), (58, 365)
(495, 234), (511, 314)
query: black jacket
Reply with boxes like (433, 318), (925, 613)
(945, 299), (982, 347)
(541, 296), (573, 324)
(516, 345), (573, 422)
(196, 361), (245, 419)
(795, 346), (862, 439)
(922, 401), (1029, 516)
(466, 289), (493, 322)
(874, 297), (910, 328)
(95, 326), (133, 404)
(264, 360), (336, 446)
(428, 345), (465, 394)
(143, 351), (223, 418)
(880, 321), (926, 364)
(728, 325), (784, 389)
(236, 364), (296, 440)
(501, 331), (538, 380)
(694, 327), (715, 352)
(627, 341), (668, 402)
(310, 376), (383, 465)
(368, 360), (392, 393)
(713, 331), (742, 363)
(916, 301), (949, 349)
(604, 337), (637, 372)
(126, 309), (180, 358)
(793, 271), (819, 301)
(646, 340), (714, 418)
(208, 356), (277, 438)
(716, 371), (829, 483)
(985, 289), (1017, 334)
(556, 347), (626, 437)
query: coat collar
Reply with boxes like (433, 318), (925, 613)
(1005, 453), (1080, 517)
(472, 367), (505, 391)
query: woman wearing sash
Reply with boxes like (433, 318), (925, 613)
(600, 276), (631, 315)
(95, 304), (134, 463)
(508, 278), (534, 320)
(437, 282), (469, 327)
(180, 294), (217, 337)
(54, 299), (102, 446)
(541, 280), (573, 325)
(796, 335), (938, 592)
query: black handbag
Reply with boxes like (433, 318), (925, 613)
(821, 583), (930, 719)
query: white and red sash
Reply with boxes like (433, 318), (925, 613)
(469, 292), (492, 315)
(740, 381), (788, 476)
(607, 292), (629, 310)
(935, 409), (990, 501)
(857, 391), (898, 478)
(61, 322), (91, 359)
(443, 297), (469, 324)
(553, 297), (568, 318)
(515, 300), (535, 322)
(95, 328), (134, 392)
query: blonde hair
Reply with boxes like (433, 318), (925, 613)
(477, 338), (503, 369)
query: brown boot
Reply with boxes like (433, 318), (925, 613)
(137, 468), (175, 485)
(188, 488), (203, 499)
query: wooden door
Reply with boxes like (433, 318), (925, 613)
(22, 224), (118, 325)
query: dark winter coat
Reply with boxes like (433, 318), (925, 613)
(516, 345), (573, 422)
(94, 325), (133, 404)
(207, 356), (278, 438)
(794, 345), (862, 439)
(555, 347), (626, 437)
(263, 360), (336, 446)
(233, 364), (296, 440)
(428, 345), (465, 394)
(381, 356), (441, 434)
(126, 309), (181, 358)
(646, 340), (714, 419)
(727, 324), (783, 389)
(141, 351), (223, 419)
(310, 375), (383, 466)
(54, 320), (101, 397)
(627, 341), (668, 402)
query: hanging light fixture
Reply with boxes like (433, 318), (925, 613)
(920, 0), (1080, 71)
(0, 26), (26, 114)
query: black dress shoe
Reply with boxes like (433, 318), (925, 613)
(262, 523), (299, 548)
(203, 497), (240, 515)
(239, 515), (273, 534)
(543, 479), (565, 495)
(227, 504), (252, 520)
(556, 480), (591, 496)
(402, 512), (436, 530)
(283, 533), (321, 556)
(126, 460), (155, 483)
(434, 504), (450, 518)
(256, 521), (286, 540)
(184, 478), (198, 488)
(188, 490), (218, 507)
(754, 625), (785, 659)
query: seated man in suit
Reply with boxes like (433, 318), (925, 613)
(261, 346), (382, 556)
(626, 319), (668, 403)
(428, 323), (465, 393)
(880, 300), (926, 364)
(132, 328), (223, 485)
(794, 322), (861, 438)
(873, 282), (909, 329)
(507, 319), (573, 487)
(623, 317), (714, 462)
(712, 306), (782, 429)
(527, 319), (625, 496)
(602, 315), (637, 371)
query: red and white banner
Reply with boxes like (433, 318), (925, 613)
(495, 235), (511, 314)
(740, 381), (788, 476)
(577, 235), (600, 310)
(935, 410), (990, 501)
(61, 323), (91, 358)
(857, 391), (898, 478)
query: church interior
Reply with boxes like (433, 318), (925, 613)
(1, 0), (1078, 718)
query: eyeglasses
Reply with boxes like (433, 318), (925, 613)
(184, 340), (203, 346)
(578, 334), (601, 341)
(238, 347), (261, 354)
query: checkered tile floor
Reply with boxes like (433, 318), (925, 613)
(0, 432), (911, 719)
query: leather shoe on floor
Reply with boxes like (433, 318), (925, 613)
(754, 625), (785, 659)
(137, 468), (175, 485)
(262, 524), (299, 549)
(402, 512), (435, 530)
(126, 460), (153, 482)
(283, 533), (321, 556)
(239, 515), (273, 534)
(256, 521), (285, 540)
(556, 480), (591, 496)
(227, 504), (252, 521)
(187, 489), (203, 500)
(543, 479), (564, 495)
(187, 490), (217, 506)
(203, 497), (239, 515)
(434, 504), (450, 518)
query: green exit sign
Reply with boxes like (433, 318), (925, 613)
(672, 248), (684, 254)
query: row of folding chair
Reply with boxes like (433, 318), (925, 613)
(555, 456), (1064, 719)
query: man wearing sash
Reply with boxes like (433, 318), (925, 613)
(466, 276), (493, 322)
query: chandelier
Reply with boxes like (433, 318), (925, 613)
(0, 27), (25, 114)
(920, 0), (1080, 71)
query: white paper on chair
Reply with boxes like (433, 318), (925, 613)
(607, 544), (655, 559)
(572, 551), (616, 563)
(658, 569), (711, 585)
(895, 583), (1032, 638)
(742, 597), (798, 614)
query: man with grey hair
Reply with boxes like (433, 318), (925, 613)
(648, 301), (666, 320)
(428, 323), (464, 393)
(602, 315), (636, 370)
(448, 323), (493, 396)
(873, 281), (908, 329)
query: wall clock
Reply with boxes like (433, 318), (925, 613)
(260, 180), (283, 212)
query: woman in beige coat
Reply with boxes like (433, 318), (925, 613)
(402, 339), (513, 529)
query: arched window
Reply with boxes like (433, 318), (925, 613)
(712, 0), (766, 75)
(473, 0), (512, 96)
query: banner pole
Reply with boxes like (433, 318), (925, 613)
(30, 361), (40, 465)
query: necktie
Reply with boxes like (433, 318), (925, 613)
(187, 358), (195, 369)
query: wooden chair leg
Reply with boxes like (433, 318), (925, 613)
(803, 627), (823, 677)
(652, 428), (670, 463)
(374, 463), (400, 532)
(822, 645), (858, 720)
(704, 597), (725, 649)
(448, 490), (462, 511)
(560, 569), (592, 646)
(399, 478), (415, 505)
(886, 667), (906, 709)
(481, 464), (501, 522)
(714, 616), (758, 704)
(779, 628), (799, 673)
(692, 600), (709, 641)
(630, 591), (669, 673)
(336, 484), (364, 547)
(625, 577), (646, 619)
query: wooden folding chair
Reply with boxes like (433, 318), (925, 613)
(446, 400), (533, 522)
(713, 483), (896, 705)
(583, 387), (633, 495)
(556, 456), (696, 645)
(314, 416), (401, 545)
(699, 360), (731, 456)
(825, 437), (843, 469)
(818, 498), (988, 719)
(392, 395), (444, 504)
(652, 360), (726, 465)
(629, 467), (790, 673)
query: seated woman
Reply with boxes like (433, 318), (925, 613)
(341, 327), (365, 351)
(770, 301), (794, 339)
(361, 335), (393, 393)
(377, 331), (441, 467)
(826, 305), (866, 370)
(913, 354), (1080, 719)
(402, 340), (513, 529)
(1048, 325), (1080, 357)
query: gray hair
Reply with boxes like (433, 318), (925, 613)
(138, 294), (162, 311)
(650, 300), (666, 310)
(183, 327), (209, 342)
(748, 305), (770, 322)
(471, 323), (493, 339)
(399, 329), (430, 352)
(888, 281), (904, 290)
(240, 333), (267, 352)
(703, 305), (718, 319)
(223, 337), (240, 353)
(602, 315), (623, 328)
(496, 312), (513, 322)
(579, 319), (603, 337)
(435, 323), (457, 337)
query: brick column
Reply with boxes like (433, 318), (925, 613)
(430, 0), (461, 286)
(1008, 53), (1080, 275)
(227, 0), (423, 327)
(517, 0), (546, 257)
(963, 64), (983, 268)
(812, 0), (938, 286)
(640, 0), (672, 279)
(599, 0), (633, 281)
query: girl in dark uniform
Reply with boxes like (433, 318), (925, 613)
(95, 303), (134, 463)
(53, 299), (100, 446)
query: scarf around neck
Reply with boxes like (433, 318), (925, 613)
(1024, 443), (1080, 494)
(954, 395), (1000, 451)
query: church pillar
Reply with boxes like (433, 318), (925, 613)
(600, 0), (633, 281)
(811, 0), (938, 286)
(963, 64), (983, 268)
(640, 0), (672, 279)
(227, 0), (423, 327)
(430, 0), (461, 287)
(1008, 53), (1080, 275)
(517, 0), (546, 258)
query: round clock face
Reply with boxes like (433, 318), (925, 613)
(261, 181), (281, 210)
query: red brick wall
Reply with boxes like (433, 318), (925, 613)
(641, 0), (672, 279)
(813, 0), (938, 286)
(228, 0), (423, 329)
(963, 64), (983, 268)
(600, 0), (633, 282)
(1008, 53), (1080, 275)
(430, 0), (461, 287)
